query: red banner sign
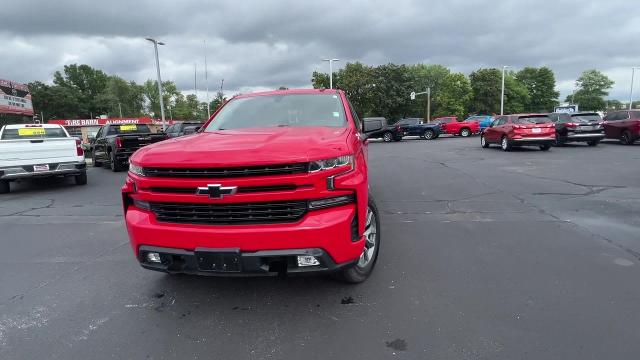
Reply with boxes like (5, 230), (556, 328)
(48, 117), (155, 126)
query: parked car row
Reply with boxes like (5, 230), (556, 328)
(480, 110), (640, 151)
(364, 115), (494, 143)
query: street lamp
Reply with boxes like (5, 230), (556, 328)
(145, 37), (167, 131)
(500, 65), (509, 115)
(322, 59), (340, 89)
(629, 67), (640, 110)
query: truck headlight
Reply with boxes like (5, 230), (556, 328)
(309, 155), (353, 172)
(129, 163), (145, 176)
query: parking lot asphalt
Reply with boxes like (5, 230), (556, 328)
(1, 137), (639, 359)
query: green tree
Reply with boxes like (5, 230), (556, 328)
(209, 90), (227, 112)
(433, 72), (472, 119)
(407, 64), (450, 119)
(515, 67), (559, 112)
(95, 76), (145, 117)
(53, 64), (108, 117)
(28, 81), (84, 119)
(142, 80), (181, 117)
(368, 63), (412, 121)
(503, 73), (530, 114)
(469, 68), (502, 114)
(572, 70), (614, 111)
(311, 62), (374, 117)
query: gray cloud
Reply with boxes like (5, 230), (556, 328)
(2, 0), (639, 101)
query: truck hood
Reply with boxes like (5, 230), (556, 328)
(131, 127), (351, 167)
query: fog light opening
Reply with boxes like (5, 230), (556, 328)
(146, 252), (161, 263)
(297, 256), (320, 267)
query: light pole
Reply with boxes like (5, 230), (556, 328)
(204, 40), (210, 118)
(322, 59), (340, 89)
(500, 65), (509, 115)
(629, 67), (640, 110)
(145, 38), (167, 131)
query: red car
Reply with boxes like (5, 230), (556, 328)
(481, 114), (555, 151)
(122, 89), (381, 283)
(433, 116), (479, 137)
(603, 110), (640, 145)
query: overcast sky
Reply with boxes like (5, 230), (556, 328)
(1, 0), (639, 101)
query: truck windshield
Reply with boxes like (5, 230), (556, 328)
(204, 93), (346, 131)
(1, 127), (67, 140)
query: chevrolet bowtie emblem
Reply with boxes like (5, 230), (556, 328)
(195, 184), (238, 199)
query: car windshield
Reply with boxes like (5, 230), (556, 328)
(514, 116), (552, 124)
(571, 114), (601, 122)
(1, 127), (67, 140)
(204, 93), (346, 131)
(106, 124), (151, 135)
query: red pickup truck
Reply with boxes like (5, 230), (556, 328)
(122, 89), (381, 283)
(433, 116), (480, 137)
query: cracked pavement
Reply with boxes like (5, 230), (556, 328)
(1, 137), (639, 359)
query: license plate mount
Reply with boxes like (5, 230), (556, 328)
(195, 249), (242, 272)
(33, 164), (50, 172)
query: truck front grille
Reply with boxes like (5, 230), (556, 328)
(150, 200), (308, 225)
(143, 163), (308, 178)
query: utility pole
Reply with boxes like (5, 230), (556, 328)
(630, 67), (639, 110)
(322, 59), (340, 89)
(427, 88), (431, 122)
(118, 103), (123, 118)
(204, 40), (210, 118)
(501, 65), (509, 115)
(145, 37), (167, 131)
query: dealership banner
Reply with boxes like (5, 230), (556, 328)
(0, 78), (34, 116)
(47, 117), (183, 126)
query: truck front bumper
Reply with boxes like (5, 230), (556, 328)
(138, 245), (357, 276)
(0, 162), (86, 180)
(125, 204), (365, 276)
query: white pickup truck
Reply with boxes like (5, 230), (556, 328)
(0, 124), (87, 194)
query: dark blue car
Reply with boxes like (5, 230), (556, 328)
(396, 118), (441, 140)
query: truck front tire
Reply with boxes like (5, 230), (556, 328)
(337, 196), (381, 284)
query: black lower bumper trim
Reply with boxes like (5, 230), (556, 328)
(138, 245), (356, 276)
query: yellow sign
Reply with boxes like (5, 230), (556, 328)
(18, 128), (45, 136)
(120, 124), (137, 131)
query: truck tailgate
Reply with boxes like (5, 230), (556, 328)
(0, 138), (80, 167)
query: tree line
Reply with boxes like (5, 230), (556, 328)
(25, 62), (617, 122)
(28, 64), (224, 120)
(311, 63), (616, 121)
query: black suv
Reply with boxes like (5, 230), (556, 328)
(548, 112), (604, 146)
(363, 117), (403, 142)
(165, 122), (203, 138)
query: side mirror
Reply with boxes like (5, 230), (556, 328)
(88, 136), (96, 143)
(363, 121), (383, 133)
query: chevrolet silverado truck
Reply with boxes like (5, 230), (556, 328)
(396, 117), (442, 140)
(122, 89), (382, 283)
(0, 124), (86, 194)
(433, 116), (480, 137)
(91, 123), (166, 172)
